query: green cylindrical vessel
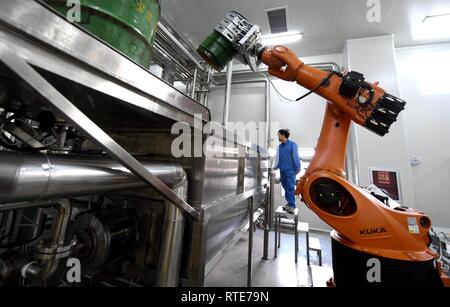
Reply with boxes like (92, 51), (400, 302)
(197, 31), (236, 72)
(46, 0), (160, 67)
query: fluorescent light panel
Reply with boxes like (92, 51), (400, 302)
(262, 31), (303, 46)
(413, 13), (450, 40)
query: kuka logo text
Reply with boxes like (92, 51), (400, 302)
(360, 227), (387, 235)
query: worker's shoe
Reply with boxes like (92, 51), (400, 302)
(282, 204), (296, 215)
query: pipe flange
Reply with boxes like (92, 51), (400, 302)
(34, 240), (76, 260)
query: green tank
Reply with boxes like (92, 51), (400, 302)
(198, 31), (236, 72)
(46, 0), (160, 67)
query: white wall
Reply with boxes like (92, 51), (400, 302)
(344, 36), (416, 209)
(208, 82), (266, 145)
(208, 53), (343, 231)
(396, 43), (450, 227)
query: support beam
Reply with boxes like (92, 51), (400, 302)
(247, 196), (254, 287)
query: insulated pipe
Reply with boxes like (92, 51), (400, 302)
(269, 169), (275, 229)
(264, 76), (271, 149)
(222, 61), (233, 126)
(203, 68), (212, 107)
(155, 174), (187, 287)
(0, 151), (186, 205)
(191, 68), (198, 99)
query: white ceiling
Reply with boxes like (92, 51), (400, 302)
(160, 0), (450, 57)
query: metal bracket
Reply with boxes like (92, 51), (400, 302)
(0, 42), (200, 220)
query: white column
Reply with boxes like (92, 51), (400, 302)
(343, 35), (415, 208)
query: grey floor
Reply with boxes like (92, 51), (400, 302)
(205, 228), (334, 287)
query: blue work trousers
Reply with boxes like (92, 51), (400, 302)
(280, 171), (296, 208)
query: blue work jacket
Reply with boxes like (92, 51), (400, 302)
(273, 140), (301, 174)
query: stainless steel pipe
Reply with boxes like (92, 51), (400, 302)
(155, 174), (188, 287)
(223, 61), (233, 127)
(22, 199), (72, 281)
(0, 151), (189, 286)
(157, 22), (204, 71)
(0, 151), (186, 205)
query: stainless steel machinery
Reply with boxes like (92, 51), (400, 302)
(0, 0), (269, 287)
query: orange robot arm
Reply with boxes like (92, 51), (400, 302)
(260, 46), (446, 286)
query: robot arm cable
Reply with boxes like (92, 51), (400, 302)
(295, 70), (342, 102)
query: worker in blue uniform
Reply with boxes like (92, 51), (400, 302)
(272, 129), (301, 214)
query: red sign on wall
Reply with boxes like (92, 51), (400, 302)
(371, 170), (401, 201)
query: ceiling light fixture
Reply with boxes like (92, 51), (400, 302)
(262, 31), (303, 46)
(422, 13), (450, 24)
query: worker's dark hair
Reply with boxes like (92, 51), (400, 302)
(278, 129), (290, 139)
